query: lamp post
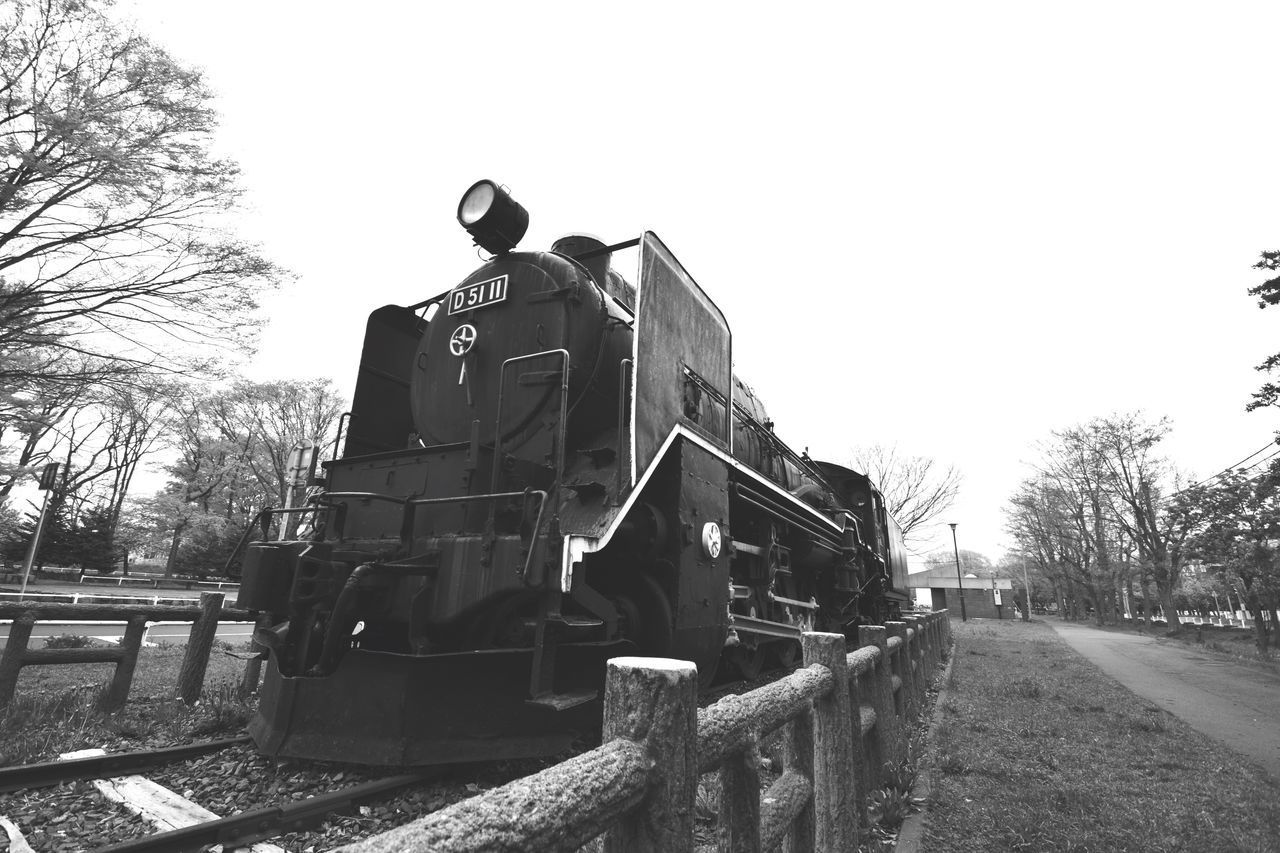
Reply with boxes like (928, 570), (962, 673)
(949, 522), (967, 621)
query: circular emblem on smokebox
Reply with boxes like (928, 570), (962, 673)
(449, 324), (477, 356)
(702, 522), (722, 559)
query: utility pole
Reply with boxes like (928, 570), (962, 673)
(20, 462), (60, 600)
(949, 522), (967, 621)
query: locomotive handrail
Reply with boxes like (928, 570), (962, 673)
(224, 493), (409, 576)
(731, 481), (844, 552)
(398, 489), (550, 584)
(330, 411), (351, 463)
(321, 491), (410, 503)
(616, 357), (633, 499)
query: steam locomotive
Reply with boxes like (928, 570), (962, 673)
(234, 180), (910, 766)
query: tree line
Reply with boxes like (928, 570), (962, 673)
(0, 378), (344, 575)
(1005, 253), (1280, 653)
(0, 0), (330, 576)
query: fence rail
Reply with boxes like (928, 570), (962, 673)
(0, 593), (252, 710)
(338, 610), (951, 853)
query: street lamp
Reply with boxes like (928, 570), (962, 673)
(949, 522), (967, 621)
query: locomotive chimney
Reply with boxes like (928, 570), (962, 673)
(552, 234), (635, 309)
(551, 233), (612, 287)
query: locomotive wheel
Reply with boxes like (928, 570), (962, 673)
(772, 639), (800, 670)
(729, 643), (767, 680)
(610, 572), (673, 656)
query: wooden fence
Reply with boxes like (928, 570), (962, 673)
(339, 611), (951, 853)
(0, 593), (253, 711)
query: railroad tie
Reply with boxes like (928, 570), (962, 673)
(0, 815), (36, 853)
(58, 749), (285, 853)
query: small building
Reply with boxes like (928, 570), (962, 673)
(908, 568), (1014, 619)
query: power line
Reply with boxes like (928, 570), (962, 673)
(1161, 441), (1280, 506)
(1177, 440), (1280, 489)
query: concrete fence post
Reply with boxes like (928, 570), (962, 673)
(101, 616), (148, 711)
(920, 616), (933, 676)
(0, 611), (35, 708)
(719, 736), (762, 853)
(801, 632), (857, 852)
(858, 625), (902, 770)
(601, 657), (698, 853)
(177, 592), (223, 703)
(847, 664), (873, 824)
(884, 621), (915, 721)
(904, 617), (926, 700)
(782, 706), (816, 853)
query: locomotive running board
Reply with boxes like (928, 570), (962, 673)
(729, 614), (803, 641)
(563, 424), (845, 591)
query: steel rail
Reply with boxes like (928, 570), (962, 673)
(0, 736), (251, 794)
(92, 771), (434, 853)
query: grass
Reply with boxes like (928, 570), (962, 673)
(0, 645), (254, 766)
(922, 620), (1280, 852)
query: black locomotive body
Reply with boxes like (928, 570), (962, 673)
(236, 181), (911, 766)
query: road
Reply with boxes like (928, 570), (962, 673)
(1, 581), (253, 647)
(0, 620), (255, 646)
(1047, 619), (1280, 781)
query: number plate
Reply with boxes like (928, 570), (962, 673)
(448, 275), (508, 315)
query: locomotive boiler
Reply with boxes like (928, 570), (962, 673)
(233, 180), (911, 766)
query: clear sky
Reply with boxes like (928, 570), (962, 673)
(119, 0), (1280, 564)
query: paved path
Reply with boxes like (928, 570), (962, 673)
(1046, 619), (1280, 780)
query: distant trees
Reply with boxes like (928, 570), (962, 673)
(0, 376), (346, 576)
(1164, 467), (1280, 652)
(919, 547), (993, 577)
(1004, 414), (1191, 627)
(155, 379), (344, 575)
(849, 444), (962, 545)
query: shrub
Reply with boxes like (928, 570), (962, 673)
(43, 634), (94, 649)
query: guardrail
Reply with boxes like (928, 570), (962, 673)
(74, 575), (239, 591)
(0, 593), (253, 711)
(338, 610), (951, 852)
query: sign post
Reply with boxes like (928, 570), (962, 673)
(19, 463), (59, 600)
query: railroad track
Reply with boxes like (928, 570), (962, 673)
(0, 666), (799, 851)
(0, 736), (253, 794)
(0, 736), (457, 852)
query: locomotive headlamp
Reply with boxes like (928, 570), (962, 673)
(457, 179), (529, 255)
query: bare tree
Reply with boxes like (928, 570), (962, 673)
(1089, 415), (1194, 628)
(848, 444), (962, 543)
(0, 0), (282, 397)
(1005, 414), (1194, 627)
(155, 379), (345, 575)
